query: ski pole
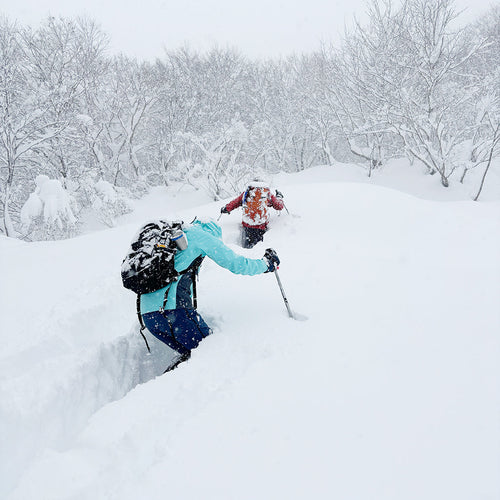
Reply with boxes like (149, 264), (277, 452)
(274, 268), (294, 319)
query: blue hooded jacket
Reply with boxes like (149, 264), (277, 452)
(140, 219), (268, 314)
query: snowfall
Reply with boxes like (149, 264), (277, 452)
(1, 161), (499, 500)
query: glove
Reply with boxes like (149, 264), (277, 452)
(220, 206), (230, 214)
(263, 248), (280, 273)
(275, 190), (284, 199)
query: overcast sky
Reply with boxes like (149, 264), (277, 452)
(0, 0), (496, 60)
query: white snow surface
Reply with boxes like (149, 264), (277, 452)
(1, 163), (499, 499)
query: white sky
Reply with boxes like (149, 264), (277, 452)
(0, 0), (496, 60)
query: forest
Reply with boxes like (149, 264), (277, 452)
(1, 0), (498, 240)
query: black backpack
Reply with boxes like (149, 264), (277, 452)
(121, 220), (183, 295)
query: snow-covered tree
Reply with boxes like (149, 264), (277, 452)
(146, 48), (206, 185)
(20, 17), (103, 185)
(296, 52), (342, 166)
(78, 55), (155, 189)
(317, 0), (402, 175)
(458, 5), (500, 200)
(387, 0), (489, 187)
(2, 4), (499, 240)
(182, 118), (250, 200)
(0, 18), (65, 236)
(20, 175), (77, 239)
(91, 179), (134, 227)
(0, 16), (109, 237)
(247, 59), (314, 173)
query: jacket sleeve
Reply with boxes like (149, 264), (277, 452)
(268, 193), (284, 211)
(198, 230), (268, 275)
(225, 193), (244, 213)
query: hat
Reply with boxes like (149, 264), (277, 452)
(248, 178), (268, 189)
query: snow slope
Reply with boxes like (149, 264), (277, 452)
(1, 164), (499, 500)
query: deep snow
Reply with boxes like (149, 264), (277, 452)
(1, 162), (499, 500)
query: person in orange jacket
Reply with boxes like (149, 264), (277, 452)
(220, 179), (284, 248)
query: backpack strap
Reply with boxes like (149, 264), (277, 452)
(159, 255), (205, 312)
(189, 255), (205, 309)
(136, 294), (151, 353)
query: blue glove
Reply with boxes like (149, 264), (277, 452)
(263, 248), (280, 273)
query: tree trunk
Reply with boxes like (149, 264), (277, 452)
(2, 185), (15, 237)
(474, 145), (495, 201)
(474, 126), (500, 201)
(460, 167), (468, 184)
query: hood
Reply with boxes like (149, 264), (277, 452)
(190, 217), (222, 239)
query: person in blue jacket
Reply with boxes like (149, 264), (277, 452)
(140, 218), (280, 372)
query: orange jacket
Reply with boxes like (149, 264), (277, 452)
(225, 188), (284, 230)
